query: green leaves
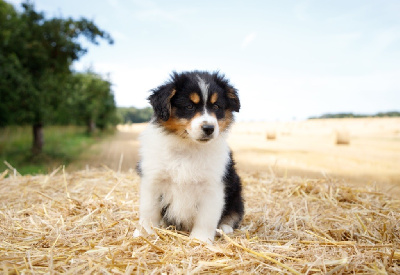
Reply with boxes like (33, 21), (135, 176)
(0, 0), (114, 125)
(65, 71), (116, 132)
(0, 0), (115, 153)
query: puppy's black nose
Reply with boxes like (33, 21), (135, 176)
(202, 124), (215, 136)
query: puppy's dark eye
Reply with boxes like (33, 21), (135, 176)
(213, 104), (220, 110)
(186, 104), (194, 110)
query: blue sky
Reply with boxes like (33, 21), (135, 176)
(8, 0), (400, 121)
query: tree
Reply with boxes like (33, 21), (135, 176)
(0, 1), (34, 126)
(0, 0), (113, 154)
(66, 71), (117, 133)
(117, 107), (153, 123)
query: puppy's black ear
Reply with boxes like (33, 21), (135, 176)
(213, 72), (240, 112)
(148, 72), (188, 121)
(226, 87), (240, 112)
(148, 83), (176, 121)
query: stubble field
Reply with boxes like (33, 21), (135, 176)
(229, 117), (400, 197)
(1, 117), (399, 273)
(73, 117), (400, 198)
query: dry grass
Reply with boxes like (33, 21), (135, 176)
(68, 118), (400, 197)
(228, 118), (400, 195)
(1, 167), (399, 274)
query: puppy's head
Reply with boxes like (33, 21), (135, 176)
(148, 71), (240, 143)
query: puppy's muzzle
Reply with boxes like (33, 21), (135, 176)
(202, 124), (215, 136)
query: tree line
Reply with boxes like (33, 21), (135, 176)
(309, 111), (400, 119)
(0, 0), (116, 154)
(117, 107), (153, 124)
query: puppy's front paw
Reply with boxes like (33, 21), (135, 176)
(133, 227), (155, 238)
(190, 232), (214, 244)
(220, 224), (234, 234)
(215, 224), (234, 237)
(133, 228), (142, 237)
(133, 220), (156, 238)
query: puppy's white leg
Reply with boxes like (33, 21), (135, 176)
(216, 213), (241, 236)
(190, 184), (224, 244)
(136, 177), (161, 236)
(219, 224), (234, 234)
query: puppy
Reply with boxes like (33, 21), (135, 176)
(135, 71), (244, 243)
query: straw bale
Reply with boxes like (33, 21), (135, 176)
(335, 129), (350, 145)
(1, 167), (399, 274)
(266, 130), (277, 140)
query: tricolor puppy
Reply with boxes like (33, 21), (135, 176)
(135, 71), (244, 243)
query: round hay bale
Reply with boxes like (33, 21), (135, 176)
(335, 129), (350, 145)
(266, 130), (277, 140)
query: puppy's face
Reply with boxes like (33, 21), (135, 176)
(149, 71), (240, 143)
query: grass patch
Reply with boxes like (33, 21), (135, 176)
(0, 125), (112, 175)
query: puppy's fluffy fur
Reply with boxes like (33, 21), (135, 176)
(136, 71), (244, 243)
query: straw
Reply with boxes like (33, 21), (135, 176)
(0, 168), (399, 273)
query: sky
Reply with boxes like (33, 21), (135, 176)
(8, 0), (400, 121)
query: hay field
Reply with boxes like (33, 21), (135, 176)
(229, 117), (400, 197)
(73, 117), (400, 197)
(1, 117), (400, 273)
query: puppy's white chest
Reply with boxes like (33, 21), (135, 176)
(164, 140), (229, 185)
(164, 152), (209, 185)
(158, 160), (225, 231)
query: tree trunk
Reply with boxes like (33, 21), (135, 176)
(32, 123), (44, 155)
(87, 119), (96, 134)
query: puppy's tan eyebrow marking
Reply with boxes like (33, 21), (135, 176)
(190, 93), (200, 104)
(210, 93), (218, 104)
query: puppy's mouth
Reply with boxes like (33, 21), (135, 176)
(197, 137), (212, 143)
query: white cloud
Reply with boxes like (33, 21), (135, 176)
(84, 62), (174, 108)
(293, 0), (311, 21)
(233, 70), (400, 121)
(128, 0), (193, 23)
(106, 0), (120, 9)
(110, 30), (129, 42)
(241, 32), (257, 49)
(327, 32), (362, 49)
(370, 29), (399, 55)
